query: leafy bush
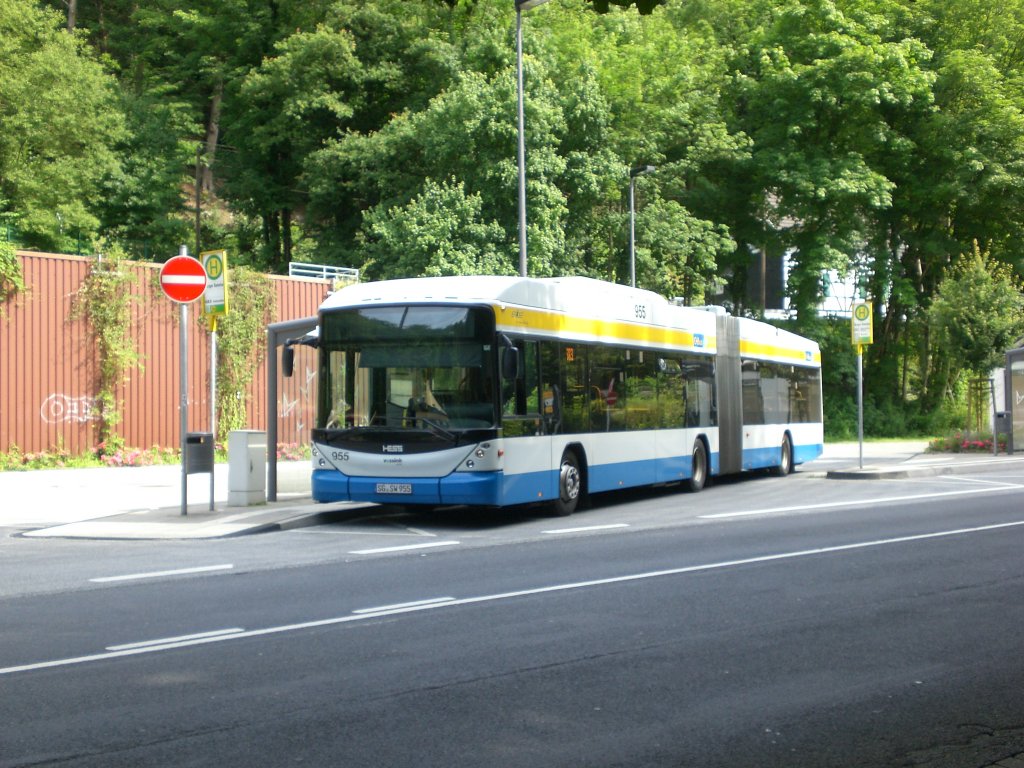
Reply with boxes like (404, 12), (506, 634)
(927, 431), (1005, 453)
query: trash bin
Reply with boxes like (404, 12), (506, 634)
(185, 432), (214, 475)
(995, 411), (1012, 453)
(228, 430), (266, 506)
(995, 411), (1011, 436)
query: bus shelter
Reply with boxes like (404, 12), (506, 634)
(1006, 347), (1024, 453)
(267, 316), (317, 501)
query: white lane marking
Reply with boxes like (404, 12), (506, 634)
(107, 629), (244, 652)
(6, 518), (1024, 677)
(349, 541), (460, 555)
(353, 598), (455, 615)
(293, 529), (433, 537)
(89, 564), (234, 583)
(933, 476), (1024, 488)
(700, 485), (1023, 520)
(542, 524), (630, 535)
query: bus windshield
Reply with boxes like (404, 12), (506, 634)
(317, 305), (497, 431)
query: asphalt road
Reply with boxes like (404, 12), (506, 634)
(3, 467), (1024, 767)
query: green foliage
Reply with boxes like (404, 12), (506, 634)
(71, 248), (142, 448)
(214, 266), (276, 442)
(362, 178), (513, 278)
(636, 197), (733, 303)
(928, 431), (1006, 454)
(98, 89), (198, 259)
(795, 314), (964, 440)
(0, 0), (125, 252)
(0, 239), (23, 308)
(1, 442), (178, 471)
(928, 243), (1024, 383)
(725, 0), (935, 317)
(14, 0), (1024, 438)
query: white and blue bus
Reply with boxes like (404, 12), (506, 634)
(286, 276), (822, 515)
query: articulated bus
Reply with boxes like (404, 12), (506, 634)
(285, 276), (823, 515)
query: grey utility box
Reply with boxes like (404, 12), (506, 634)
(228, 430), (267, 506)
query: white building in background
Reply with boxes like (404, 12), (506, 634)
(714, 245), (864, 320)
(819, 267), (862, 318)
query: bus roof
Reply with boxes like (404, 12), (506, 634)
(320, 275), (662, 312)
(320, 276), (819, 366)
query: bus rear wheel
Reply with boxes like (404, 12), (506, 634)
(553, 450), (581, 516)
(772, 435), (793, 477)
(686, 440), (707, 493)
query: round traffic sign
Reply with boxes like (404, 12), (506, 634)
(205, 252), (224, 280)
(160, 256), (207, 303)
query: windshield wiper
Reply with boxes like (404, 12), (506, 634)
(414, 416), (457, 442)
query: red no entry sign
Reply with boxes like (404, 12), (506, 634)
(160, 255), (207, 303)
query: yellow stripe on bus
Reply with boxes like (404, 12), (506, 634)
(493, 304), (715, 353)
(740, 339), (821, 365)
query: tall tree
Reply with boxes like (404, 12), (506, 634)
(0, 0), (125, 252)
(222, 0), (460, 270)
(726, 0), (934, 323)
(362, 177), (510, 277)
(858, 0), (1024, 408)
(927, 243), (1024, 402)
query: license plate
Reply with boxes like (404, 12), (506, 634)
(376, 483), (413, 495)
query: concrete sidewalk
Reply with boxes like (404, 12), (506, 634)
(0, 461), (366, 540)
(3, 441), (1022, 540)
(808, 439), (1024, 480)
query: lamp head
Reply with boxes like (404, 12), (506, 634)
(630, 164), (657, 178)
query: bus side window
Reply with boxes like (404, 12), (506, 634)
(538, 342), (564, 433)
(524, 341), (539, 414)
(502, 340), (539, 417)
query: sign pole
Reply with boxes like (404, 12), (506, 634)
(857, 344), (864, 469)
(209, 315), (217, 511)
(201, 249), (228, 512)
(160, 245), (207, 517)
(851, 300), (873, 471)
(180, 298), (189, 516)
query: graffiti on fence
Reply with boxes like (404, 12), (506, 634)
(280, 366), (318, 437)
(40, 394), (100, 424)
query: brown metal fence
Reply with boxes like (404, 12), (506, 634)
(1, 251), (328, 456)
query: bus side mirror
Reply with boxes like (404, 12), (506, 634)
(501, 346), (520, 381)
(282, 333), (319, 378)
(282, 345), (295, 378)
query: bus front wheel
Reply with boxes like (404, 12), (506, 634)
(687, 440), (707, 493)
(553, 451), (581, 516)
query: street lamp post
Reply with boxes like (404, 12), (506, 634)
(628, 165), (656, 288)
(516, 0), (551, 278)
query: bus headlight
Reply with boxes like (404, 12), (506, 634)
(459, 442), (502, 472)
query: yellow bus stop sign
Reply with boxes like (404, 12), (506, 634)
(851, 301), (873, 347)
(202, 249), (229, 320)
